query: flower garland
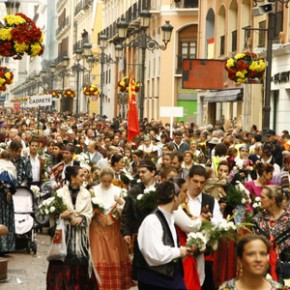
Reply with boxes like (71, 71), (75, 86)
(225, 52), (266, 83)
(63, 89), (75, 98)
(0, 13), (44, 59)
(83, 84), (99, 97)
(118, 76), (141, 92)
(0, 66), (13, 91)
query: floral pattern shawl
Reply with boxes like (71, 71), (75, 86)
(252, 210), (290, 255)
(218, 278), (286, 290)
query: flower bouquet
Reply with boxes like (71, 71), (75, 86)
(30, 185), (41, 198)
(63, 89), (75, 98)
(91, 196), (105, 213)
(0, 66), (13, 91)
(0, 13), (44, 59)
(118, 76), (141, 92)
(38, 193), (67, 216)
(136, 189), (157, 213)
(186, 232), (208, 256)
(83, 84), (99, 97)
(225, 52), (266, 84)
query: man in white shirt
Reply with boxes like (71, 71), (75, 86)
(187, 165), (223, 290)
(28, 138), (41, 187)
(137, 181), (194, 289)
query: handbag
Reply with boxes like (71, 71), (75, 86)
(47, 218), (67, 262)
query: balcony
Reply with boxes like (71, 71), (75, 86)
(83, 0), (92, 9)
(56, 17), (70, 36)
(74, 1), (83, 16)
(56, 0), (66, 12)
(171, 0), (198, 9)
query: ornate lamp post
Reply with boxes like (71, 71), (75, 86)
(253, 0), (290, 133)
(116, 10), (173, 123)
(84, 35), (123, 116)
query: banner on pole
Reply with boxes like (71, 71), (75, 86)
(25, 95), (52, 108)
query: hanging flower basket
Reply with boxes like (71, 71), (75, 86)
(118, 76), (141, 92)
(49, 90), (60, 98)
(0, 13), (44, 59)
(0, 66), (14, 91)
(63, 89), (75, 98)
(225, 52), (266, 84)
(83, 84), (99, 97)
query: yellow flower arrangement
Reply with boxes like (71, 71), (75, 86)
(83, 84), (99, 97)
(118, 76), (141, 92)
(0, 13), (44, 59)
(225, 52), (266, 84)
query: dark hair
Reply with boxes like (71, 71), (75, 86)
(156, 181), (180, 205)
(159, 167), (177, 179)
(170, 151), (184, 163)
(110, 153), (123, 167)
(173, 130), (183, 137)
(138, 159), (156, 172)
(255, 162), (274, 176)
(236, 234), (270, 259)
(173, 177), (186, 189)
(9, 140), (23, 152)
(214, 143), (228, 157)
(188, 165), (207, 178)
(132, 150), (144, 158)
(254, 134), (262, 142)
(65, 165), (82, 182)
(217, 160), (229, 170)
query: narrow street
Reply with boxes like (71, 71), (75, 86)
(2, 233), (50, 290)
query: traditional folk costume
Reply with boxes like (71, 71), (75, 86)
(46, 185), (98, 290)
(137, 207), (186, 290)
(0, 159), (17, 253)
(90, 183), (134, 290)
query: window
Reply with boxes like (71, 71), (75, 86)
(273, 11), (283, 41)
(220, 35), (225, 55)
(232, 30), (237, 52)
(258, 21), (266, 48)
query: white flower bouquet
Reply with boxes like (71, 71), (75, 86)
(38, 192), (67, 216)
(186, 232), (208, 254)
(30, 185), (40, 198)
(91, 196), (105, 213)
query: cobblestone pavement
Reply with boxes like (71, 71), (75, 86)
(1, 233), (138, 290)
(1, 233), (50, 290)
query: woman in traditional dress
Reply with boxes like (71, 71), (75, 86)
(90, 167), (134, 290)
(46, 165), (98, 290)
(0, 150), (17, 255)
(252, 185), (290, 285)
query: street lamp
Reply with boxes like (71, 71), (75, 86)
(84, 33), (121, 116)
(4, 0), (20, 14)
(116, 10), (173, 123)
(253, 0), (290, 134)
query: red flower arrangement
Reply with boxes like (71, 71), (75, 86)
(225, 52), (266, 84)
(118, 76), (141, 92)
(0, 66), (14, 91)
(63, 89), (75, 98)
(83, 84), (99, 97)
(0, 13), (44, 59)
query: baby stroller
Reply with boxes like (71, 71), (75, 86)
(12, 186), (37, 254)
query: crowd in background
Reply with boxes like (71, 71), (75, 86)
(0, 108), (289, 290)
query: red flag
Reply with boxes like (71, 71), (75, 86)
(127, 75), (140, 142)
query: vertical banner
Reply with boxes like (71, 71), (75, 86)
(127, 75), (140, 142)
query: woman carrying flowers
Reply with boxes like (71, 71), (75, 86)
(90, 167), (134, 290)
(46, 165), (98, 290)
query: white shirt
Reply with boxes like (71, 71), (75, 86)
(137, 206), (180, 267)
(174, 206), (201, 234)
(29, 154), (40, 182)
(187, 193), (223, 226)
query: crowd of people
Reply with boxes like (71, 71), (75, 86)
(0, 108), (289, 290)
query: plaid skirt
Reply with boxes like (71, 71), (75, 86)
(46, 261), (98, 290)
(90, 218), (135, 290)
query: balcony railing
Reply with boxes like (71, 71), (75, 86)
(56, 16), (70, 36)
(74, 1), (83, 15)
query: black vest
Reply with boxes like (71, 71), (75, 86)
(201, 193), (215, 215)
(136, 209), (183, 279)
